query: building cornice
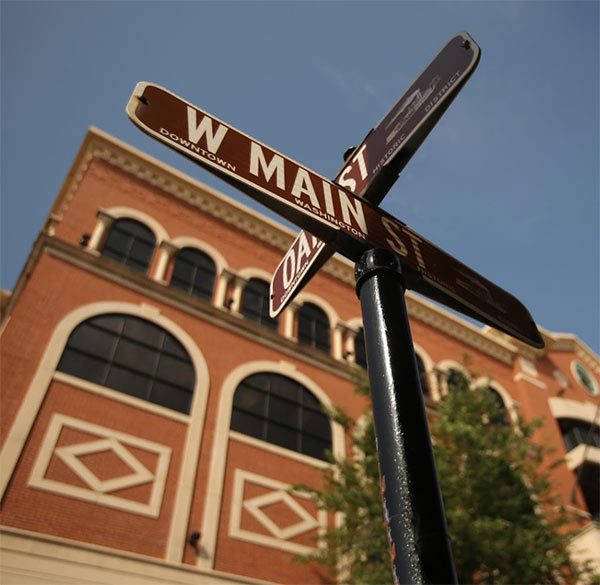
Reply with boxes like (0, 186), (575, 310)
(405, 294), (517, 365)
(484, 326), (600, 374)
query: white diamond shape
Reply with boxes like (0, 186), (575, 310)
(55, 437), (154, 493)
(243, 490), (319, 540)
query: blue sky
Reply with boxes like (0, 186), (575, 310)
(1, 1), (598, 353)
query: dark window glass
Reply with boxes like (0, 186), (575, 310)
(57, 314), (195, 414)
(354, 328), (367, 368)
(241, 278), (278, 330)
(416, 355), (430, 396)
(297, 303), (330, 353)
(231, 373), (332, 461)
(101, 219), (155, 274)
(558, 419), (600, 452)
(170, 247), (216, 301)
(486, 388), (510, 426)
(578, 462), (600, 519)
(574, 362), (599, 396)
(447, 368), (469, 392)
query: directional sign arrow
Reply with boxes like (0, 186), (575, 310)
(126, 82), (544, 349)
(271, 32), (481, 316)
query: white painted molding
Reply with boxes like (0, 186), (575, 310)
(28, 413), (171, 517)
(228, 469), (326, 555)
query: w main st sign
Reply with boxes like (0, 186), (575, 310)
(127, 78), (543, 349)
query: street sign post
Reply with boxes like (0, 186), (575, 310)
(271, 32), (481, 317)
(355, 249), (457, 585)
(126, 82), (543, 349)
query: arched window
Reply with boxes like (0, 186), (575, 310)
(354, 327), (367, 368)
(558, 418), (600, 451)
(416, 355), (430, 397)
(231, 373), (332, 460)
(241, 278), (278, 330)
(101, 218), (155, 274)
(557, 418), (600, 518)
(57, 314), (195, 414)
(485, 387), (510, 426)
(447, 368), (469, 392)
(297, 303), (330, 353)
(169, 247), (216, 301)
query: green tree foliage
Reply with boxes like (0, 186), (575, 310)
(295, 373), (596, 584)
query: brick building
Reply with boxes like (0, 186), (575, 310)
(1, 128), (598, 584)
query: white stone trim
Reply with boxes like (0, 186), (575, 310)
(52, 372), (191, 422)
(294, 291), (340, 333)
(170, 236), (229, 280)
(282, 301), (301, 340)
(413, 343), (438, 400)
(228, 469), (326, 555)
(553, 369), (570, 388)
(28, 414), (171, 517)
(229, 431), (330, 469)
(564, 443), (600, 470)
(570, 360), (600, 396)
(236, 267), (274, 283)
(518, 357), (538, 377)
(154, 240), (180, 283)
(568, 521), (600, 575)
(473, 377), (520, 424)
(0, 526), (274, 585)
(87, 206), (170, 281)
(87, 209), (115, 251)
(513, 372), (547, 389)
(436, 359), (470, 396)
(100, 206), (170, 247)
(548, 397), (600, 424)
(199, 360), (345, 569)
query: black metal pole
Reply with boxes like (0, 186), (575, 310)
(355, 248), (457, 585)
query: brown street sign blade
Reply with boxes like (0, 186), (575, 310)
(336, 31), (480, 201)
(271, 31), (481, 317)
(126, 82), (544, 349)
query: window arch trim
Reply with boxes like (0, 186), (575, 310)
(237, 267), (274, 283)
(549, 397), (599, 425)
(98, 206), (170, 247)
(413, 343), (437, 400)
(437, 359), (470, 396)
(294, 292), (339, 329)
(170, 236), (228, 277)
(472, 377), (517, 422)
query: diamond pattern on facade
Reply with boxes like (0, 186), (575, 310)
(243, 489), (320, 540)
(229, 469), (326, 554)
(54, 437), (154, 493)
(29, 413), (171, 517)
